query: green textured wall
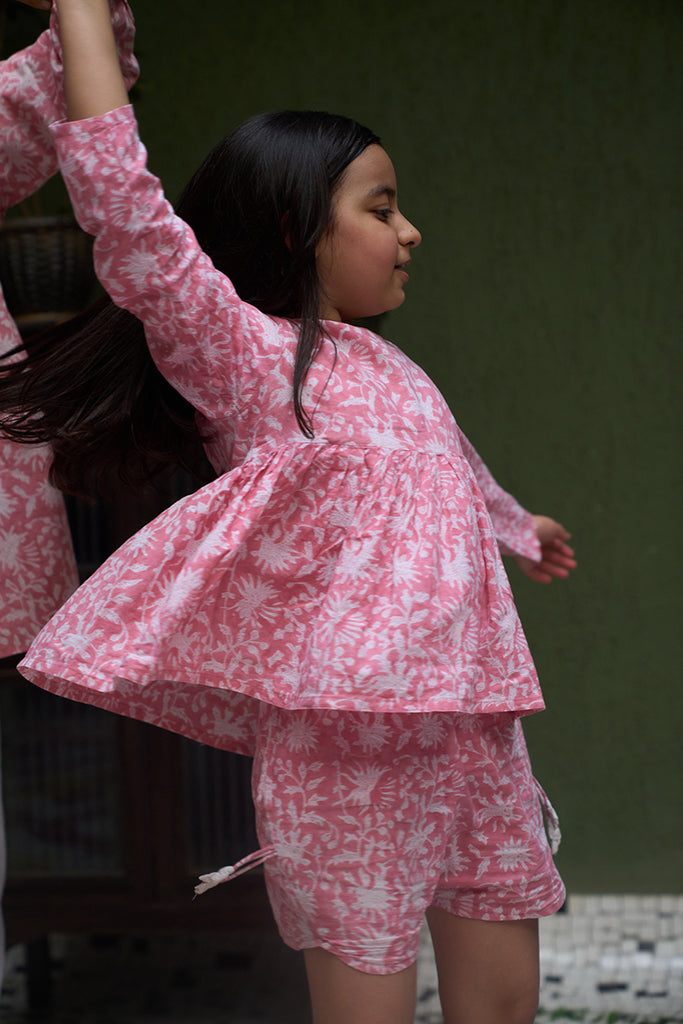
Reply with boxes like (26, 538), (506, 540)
(7, 0), (682, 891)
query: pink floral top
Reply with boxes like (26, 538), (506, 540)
(1, 15), (78, 656)
(20, 102), (545, 755)
(0, 3), (136, 658)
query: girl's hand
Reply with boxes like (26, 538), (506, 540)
(14, 1), (52, 9)
(514, 515), (577, 583)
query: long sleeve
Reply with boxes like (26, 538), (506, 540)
(0, 0), (138, 214)
(52, 106), (282, 425)
(457, 426), (541, 562)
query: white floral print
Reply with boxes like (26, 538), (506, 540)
(253, 707), (565, 973)
(0, 2), (136, 656)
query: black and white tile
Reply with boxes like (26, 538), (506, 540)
(2, 894), (682, 1023)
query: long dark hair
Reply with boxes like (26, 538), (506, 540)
(0, 110), (380, 498)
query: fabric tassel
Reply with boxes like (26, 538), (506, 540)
(194, 845), (276, 897)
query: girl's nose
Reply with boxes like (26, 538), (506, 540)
(400, 216), (421, 248)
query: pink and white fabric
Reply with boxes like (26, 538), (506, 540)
(252, 706), (565, 972)
(20, 105), (546, 755)
(0, 2), (137, 658)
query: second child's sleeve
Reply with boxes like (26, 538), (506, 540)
(457, 426), (542, 562)
(0, 0), (137, 213)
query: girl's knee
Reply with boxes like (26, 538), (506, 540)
(427, 909), (540, 1024)
(439, 973), (539, 1024)
(491, 980), (539, 1024)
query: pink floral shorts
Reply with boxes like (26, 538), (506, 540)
(251, 707), (565, 974)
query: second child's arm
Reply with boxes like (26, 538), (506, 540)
(56, 0), (128, 119)
(0, 0), (136, 212)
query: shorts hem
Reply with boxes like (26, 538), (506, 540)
(430, 882), (567, 923)
(281, 938), (418, 976)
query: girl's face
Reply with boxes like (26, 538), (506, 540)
(315, 145), (421, 322)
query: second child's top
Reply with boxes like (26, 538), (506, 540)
(0, 2), (137, 656)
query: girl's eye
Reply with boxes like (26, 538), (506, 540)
(375, 209), (392, 220)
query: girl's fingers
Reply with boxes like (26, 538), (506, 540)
(526, 567), (554, 583)
(543, 563), (571, 578)
(515, 532), (577, 582)
(528, 552), (577, 582)
(544, 552), (577, 570)
(544, 537), (575, 557)
(535, 561), (567, 579)
(542, 541), (577, 566)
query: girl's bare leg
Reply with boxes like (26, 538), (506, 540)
(426, 907), (540, 1024)
(303, 946), (417, 1024)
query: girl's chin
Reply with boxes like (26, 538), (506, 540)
(334, 292), (407, 322)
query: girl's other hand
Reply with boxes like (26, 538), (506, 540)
(515, 515), (577, 583)
(14, 1), (52, 10)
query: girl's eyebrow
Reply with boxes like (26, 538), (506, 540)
(367, 184), (396, 201)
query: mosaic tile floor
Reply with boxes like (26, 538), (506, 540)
(1, 894), (681, 1023)
(535, 894), (683, 1024)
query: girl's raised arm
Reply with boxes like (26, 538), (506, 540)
(46, 0), (273, 428)
(55, 0), (128, 120)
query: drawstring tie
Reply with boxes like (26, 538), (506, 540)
(194, 845), (276, 897)
(193, 782), (560, 898)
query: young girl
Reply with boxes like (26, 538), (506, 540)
(1, 1), (576, 1021)
(0, 0), (136, 981)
